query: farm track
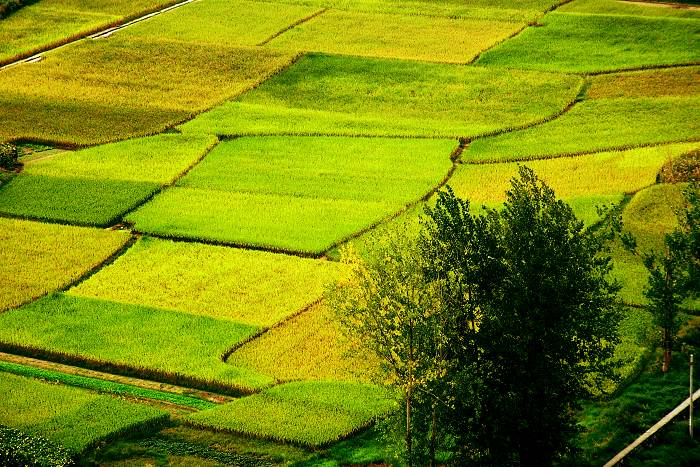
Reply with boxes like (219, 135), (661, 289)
(256, 8), (328, 46)
(0, 0), (198, 70)
(0, 352), (234, 406)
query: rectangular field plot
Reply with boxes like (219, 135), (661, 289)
(179, 54), (583, 138)
(70, 237), (343, 327)
(0, 218), (129, 312)
(128, 137), (456, 254)
(0, 134), (217, 226)
(120, 0), (318, 46)
(0, 37), (296, 145)
(0, 294), (273, 393)
(261, 0), (561, 21)
(265, 10), (524, 63)
(476, 12), (700, 73)
(466, 97), (700, 162)
(450, 143), (700, 224)
(560, 0), (700, 19)
(587, 66), (700, 100)
(229, 304), (379, 382)
(0, 372), (168, 454)
(0, 0), (180, 64)
(186, 381), (397, 447)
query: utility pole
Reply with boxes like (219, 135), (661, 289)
(691, 354), (694, 438)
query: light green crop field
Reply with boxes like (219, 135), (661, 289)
(0, 0), (179, 64)
(560, 0), (700, 19)
(466, 97), (700, 162)
(70, 237), (343, 327)
(186, 381), (398, 447)
(128, 137), (455, 253)
(0, 37), (297, 145)
(229, 304), (378, 382)
(476, 12), (700, 73)
(120, 0), (318, 46)
(0, 135), (217, 225)
(265, 10), (524, 63)
(257, 0), (562, 21)
(128, 189), (396, 254)
(0, 371), (168, 454)
(178, 54), (583, 138)
(0, 294), (273, 392)
(0, 218), (129, 312)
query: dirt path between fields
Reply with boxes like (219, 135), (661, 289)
(0, 351), (233, 404)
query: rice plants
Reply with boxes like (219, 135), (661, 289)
(265, 10), (524, 63)
(587, 66), (700, 100)
(128, 137), (456, 254)
(0, 37), (297, 144)
(0, 218), (129, 312)
(120, 0), (318, 46)
(0, 134), (217, 225)
(466, 98), (700, 162)
(70, 237), (344, 327)
(477, 12), (700, 73)
(186, 381), (398, 447)
(0, 0), (182, 64)
(0, 294), (273, 393)
(178, 54), (583, 138)
(229, 304), (379, 382)
(255, 0), (562, 21)
(560, 0), (700, 19)
(0, 371), (168, 454)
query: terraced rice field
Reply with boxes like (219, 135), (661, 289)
(0, 0), (698, 464)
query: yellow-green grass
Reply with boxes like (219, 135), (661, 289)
(0, 134), (217, 226)
(128, 189), (397, 255)
(476, 12), (700, 73)
(178, 54), (583, 138)
(0, 372), (168, 454)
(0, 0), (180, 64)
(0, 37), (297, 144)
(128, 137), (456, 254)
(70, 237), (343, 327)
(265, 10), (524, 63)
(120, 0), (318, 46)
(560, 0), (700, 19)
(0, 218), (129, 312)
(0, 93), (189, 147)
(186, 381), (398, 447)
(0, 294), (273, 393)
(610, 183), (687, 306)
(257, 0), (562, 21)
(466, 97), (700, 162)
(229, 304), (379, 383)
(588, 66), (700, 100)
(451, 143), (698, 227)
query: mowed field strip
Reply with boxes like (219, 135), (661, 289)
(0, 0), (699, 462)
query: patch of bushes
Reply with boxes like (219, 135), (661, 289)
(0, 142), (20, 170)
(0, 425), (73, 467)
(659, 148), (700, 183)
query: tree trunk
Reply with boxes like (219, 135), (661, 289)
(662, 329), (672, 373)
(429, 403), (437, 467)
(406, 387), (413, 467)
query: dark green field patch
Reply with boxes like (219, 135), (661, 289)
(179, 54), (582, 138)
(0, 175), (158, 226)
(477, 12), (700, 73)
(0, 294), (272, 393)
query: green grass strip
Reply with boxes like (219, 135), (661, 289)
(0, 360), (216, 410)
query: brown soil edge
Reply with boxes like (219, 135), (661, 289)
(0, 342), (259, 397)
(619, 0), (700, 10)
(257, 8), (328, 47)
(0, 0), (190, 69)
(0, 351), (234, 405)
